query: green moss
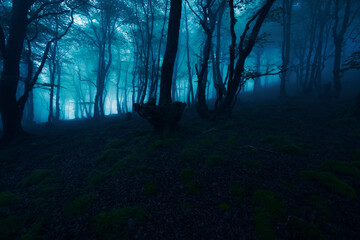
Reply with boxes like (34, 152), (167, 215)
(227, 135), (237, 146)
(19, 222), (43, 240)
(352, 161), (360, 168)
(301, 171), (357, 200)
(354, 149), (360, 161)
(36, 153), (53, 162)
(206, 154), (225, 167)
(33, 184), (58, 198)
(321, 160), (360, 179)
(142, 182), (158, 197)
(95, 149), (119, 166)
(0, 191), (22, 206)
(262, 135), (292, 146)
(184, 181), (201, 195)
(107, 138), (126, 149)
(19, 169), (54, 188)
(112, 154), (142, 175)
(179, 148), (202, 165)
(229, 184), (247, 203)
(63, 194), (98, 218)
(88, 171), (110, 187)
(252, 190), (285, 240)
(180, 169), (198, 182)
(278, 144), (307, 156)
(288, 217), (325, 240)
(201, 139), (213, 147)
(0, 215), (27, 240)
(254, 210), (276, 240)
(242, 160), (262, 169)
(183, 201), (193, 209)
(92, 207), (146, 240)
(218, 202), (231, 211)
(310, 195), (333, 221)
(147, 138), (176, 153)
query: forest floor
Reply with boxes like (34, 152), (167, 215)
(0, 96), (360, 240)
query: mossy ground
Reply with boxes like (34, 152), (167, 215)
(0, 98), (359, 239)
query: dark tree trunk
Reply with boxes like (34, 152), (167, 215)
(216, 0), (276, 117)
(184, 5), (194, 107)
(0, 1), (30, 141)
(333, 0), (351, 98)
(134, 0), (185, 131)
(159, 0), (182, 105)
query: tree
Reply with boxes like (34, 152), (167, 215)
(215, 0), (276, 118)
(0, 0), (77, 142)
(134, 0), (185, 130)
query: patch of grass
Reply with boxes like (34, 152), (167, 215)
(95, 149), (119, 166)
(300, 171), (357, 200)
(63, 194), (98, 218)
(92, 207), (146, 240)
(19, 222), (43, 240)
(180, 169), (198, 182)
(278, 144), (307, 156)
(252, 190), (285, 240)
(88, 171), (111, 188)
(107, 138), (126, 149)
(179, 148), (202, 165)
(19, 169), (54, 188)
(321, 160), (360, 179)
(0, 191), (22, 207)
(288, 217), (325, 240)
(0, 215), (27, 240)
(229, 184), (247, 203)
(142, 182), (158, 197)
(184, 181), (201, 195)
(218, 202), (231, 211)
(206, 153), (225, 167)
